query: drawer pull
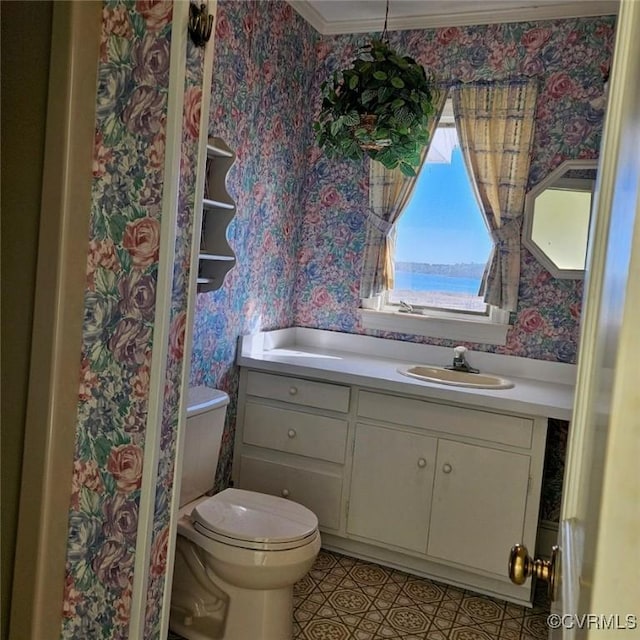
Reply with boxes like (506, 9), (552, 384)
(288, 386), (298, 396)
(417, 458), (427, 468)
(287, 429), (297, 438)
(442, 463), (453, 474)
(281, 488), (290, 498)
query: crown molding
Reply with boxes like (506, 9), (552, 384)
(288, 0), (328, 33)
(288, 1), (618, 35)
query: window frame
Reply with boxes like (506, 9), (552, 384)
(360, 99), (510, 345)
(359, 303), (510, 345)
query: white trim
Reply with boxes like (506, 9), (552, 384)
(158, 0), (218, 636)
(359, 307), (510, 345)
(288, 0), (618, 35)
(287, 0), (327, 33)
(128, 2), (188, 636)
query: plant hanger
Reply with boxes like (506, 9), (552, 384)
(380, 0), (389, 43)
(313, 1), (437, 176)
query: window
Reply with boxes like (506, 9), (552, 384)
(388, 100), (493, 315)
(360, 82), (538, 346)
(360, 98), (509, 344)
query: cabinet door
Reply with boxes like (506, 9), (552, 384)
(347, 423), (437, 553)
(427, 439), (530, 577)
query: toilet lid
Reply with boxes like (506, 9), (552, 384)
(191, 488), (318, 547)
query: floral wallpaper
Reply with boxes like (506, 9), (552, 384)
(189, 0), (318, 489)
(189, 4), (612, 522)
(60, 1), (197, 637)
(295, 18), (615, 365)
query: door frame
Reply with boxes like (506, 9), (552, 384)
(10, 2), (102, 637)
(156, 2), (217, 635)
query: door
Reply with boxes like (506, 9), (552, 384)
(508, 1), (640, 634)
(559, 0), (640, 632)
(347, 423), (437, 553)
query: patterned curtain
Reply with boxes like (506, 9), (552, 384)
(359, 89), (448, 303)
(452, 81), (537, 312)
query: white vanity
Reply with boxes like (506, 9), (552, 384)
(232, 328), (575, 606)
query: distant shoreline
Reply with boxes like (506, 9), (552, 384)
(395, 262), (486, 279)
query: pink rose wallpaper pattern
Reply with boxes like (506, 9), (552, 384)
(190, 0), (319, 490)
(191, 2), (614, 523)
(61, 2), (181, 638)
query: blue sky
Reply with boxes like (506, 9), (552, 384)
(395, 146), (493, 265)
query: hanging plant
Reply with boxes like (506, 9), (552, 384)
(313, 39), (437, 177)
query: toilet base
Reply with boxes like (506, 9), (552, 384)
(227, 581), (293, 640)
(171, 582), (293, 640)
(169, 533), (314, 640)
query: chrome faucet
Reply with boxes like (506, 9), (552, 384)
(446, 346), (479, 374)
(398, 300), (414, 313)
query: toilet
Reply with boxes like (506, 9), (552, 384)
(169, 386), (321, 640)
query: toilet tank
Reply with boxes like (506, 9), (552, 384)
(180, 386), (230, 507)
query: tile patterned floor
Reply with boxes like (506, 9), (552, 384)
(168, 549), (550, 640)
(293, 550), (550, 640)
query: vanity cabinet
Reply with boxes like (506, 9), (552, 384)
(233, 368), (547, 605)
(197, 138), (236, 293)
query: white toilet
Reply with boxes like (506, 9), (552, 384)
(169, 386), (321, 640)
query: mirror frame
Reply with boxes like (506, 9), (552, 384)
(523, 159), (598, 279)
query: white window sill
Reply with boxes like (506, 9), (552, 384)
(358, 307), (510, 345)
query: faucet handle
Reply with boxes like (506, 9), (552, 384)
(454, 346), (467, 359)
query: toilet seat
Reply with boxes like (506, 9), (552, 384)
(191, 488), (319, 551)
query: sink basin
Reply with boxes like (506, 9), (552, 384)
(398, 365), (514, 389)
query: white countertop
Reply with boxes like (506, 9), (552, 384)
(237, 328), (576, 420)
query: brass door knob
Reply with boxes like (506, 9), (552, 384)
(508, 543), (559, 601)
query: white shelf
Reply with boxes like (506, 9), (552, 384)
(203, 198), (234, 210)
(197, 136), (237, 293)
(199, 253), (235, 261)
(207, 143), (234, 158)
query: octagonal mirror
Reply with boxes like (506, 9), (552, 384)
(523, 159), (598, 279)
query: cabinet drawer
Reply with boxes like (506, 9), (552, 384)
(243, 402), (348, 463)
(358, 391), (533, 448)
(238, 455), (342, 530)
(246, 371), (350, 412)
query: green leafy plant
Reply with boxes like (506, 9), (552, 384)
(313, 39), (437, 177)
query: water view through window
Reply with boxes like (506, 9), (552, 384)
(390, 126), (493, 313)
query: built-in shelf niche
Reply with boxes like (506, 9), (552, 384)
(197, 137), (236, 293)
